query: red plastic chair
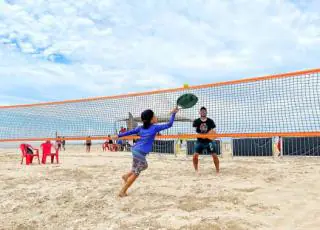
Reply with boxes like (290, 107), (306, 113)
(102, 142), (109, 151)
(111, 144), (119, 151)
(40, 141), (59, 164)
(20, 144), (40, 165)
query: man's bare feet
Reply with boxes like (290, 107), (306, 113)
(118, 191), (128, 197)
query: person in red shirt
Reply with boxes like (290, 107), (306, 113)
(276, 136), (281, 157)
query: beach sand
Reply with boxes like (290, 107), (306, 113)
(0, 145), (320, 230)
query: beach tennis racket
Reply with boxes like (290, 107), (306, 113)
(176, 93), (198, 109)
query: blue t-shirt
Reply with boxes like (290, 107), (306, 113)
(118, 113), (176, 155)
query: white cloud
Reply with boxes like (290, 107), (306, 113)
(0, 0), (319, 106)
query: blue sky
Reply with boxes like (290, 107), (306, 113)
(0, 0), (319, 106)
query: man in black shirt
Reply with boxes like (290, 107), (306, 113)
(192, 107), (219, 174)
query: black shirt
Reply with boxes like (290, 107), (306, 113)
(193, 118), (216, 143)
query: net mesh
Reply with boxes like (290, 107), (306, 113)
(0, 69), (319, 141)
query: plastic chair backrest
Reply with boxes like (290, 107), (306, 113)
(20, 144), (27, 156)
(41, 142), (52, 154)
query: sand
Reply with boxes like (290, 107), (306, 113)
(0, 145), (320, 230)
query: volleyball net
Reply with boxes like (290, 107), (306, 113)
(0, 68), (319, 142)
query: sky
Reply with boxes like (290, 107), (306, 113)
(0, 0), (319, 106)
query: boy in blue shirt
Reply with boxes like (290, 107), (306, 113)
(115, 107), (179, 197)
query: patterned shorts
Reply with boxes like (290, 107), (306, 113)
(195, 141), (218, 154)
(132, 157), (148, 176)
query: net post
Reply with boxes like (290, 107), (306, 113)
(272, 136), (276, 159)
(231, 138), (234, 159)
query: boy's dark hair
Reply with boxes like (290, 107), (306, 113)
(200, 106), (207, 111)
(141, 109), (154, 129)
